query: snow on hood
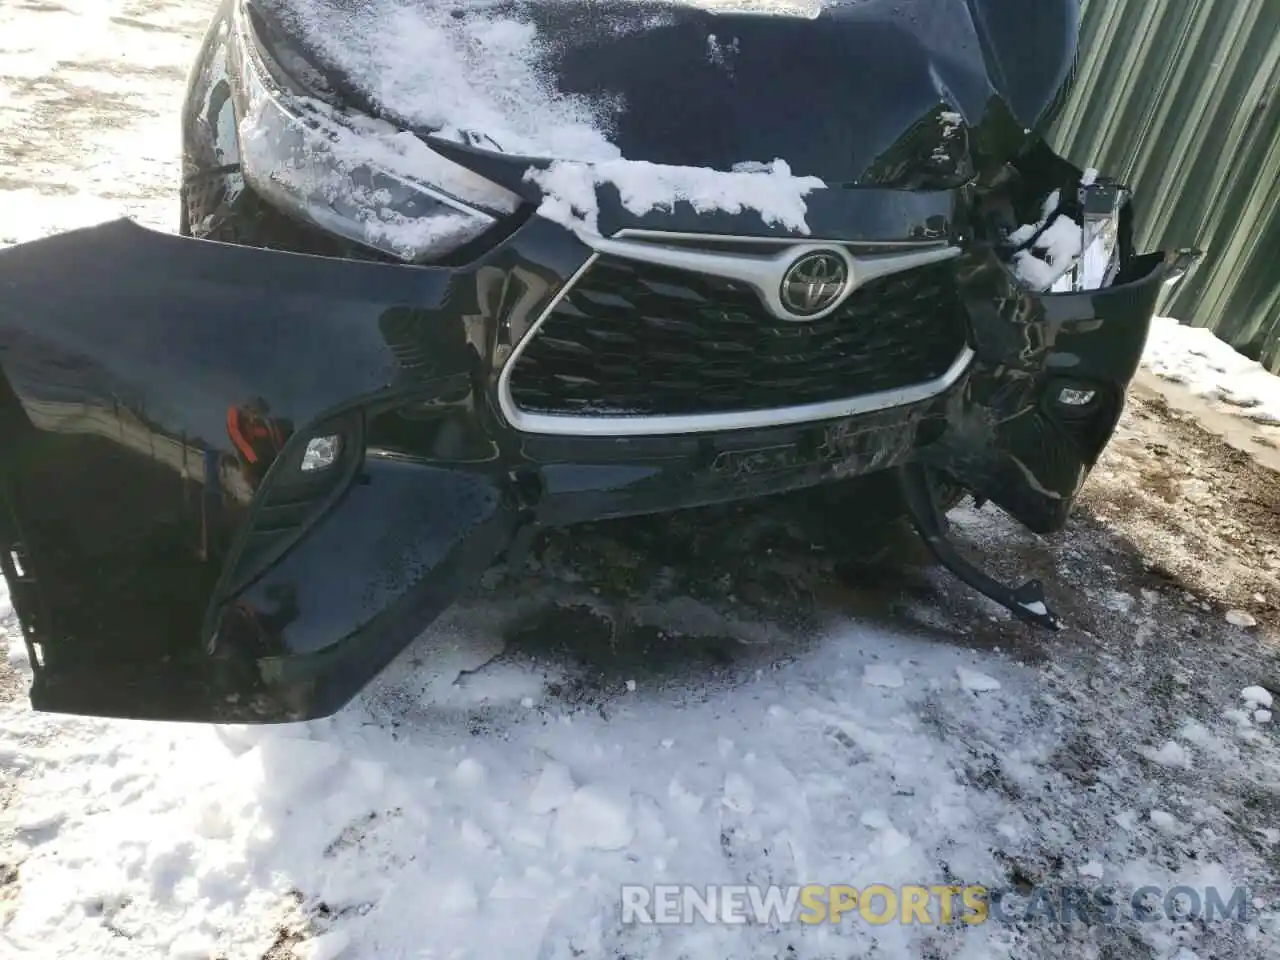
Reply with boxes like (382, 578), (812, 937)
(526, 157), (824, 234)
(257, 0), (1074, 236)
(262, 0), (621, 160)
(253, 0), (852, 232)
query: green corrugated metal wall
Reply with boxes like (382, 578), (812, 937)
(1049, 0), (1280, 371)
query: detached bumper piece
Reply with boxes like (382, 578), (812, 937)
(898, 464), (1063, 630)
(0, 221), (526, 723)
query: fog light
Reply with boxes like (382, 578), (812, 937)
(300, 434), (342, 472)
(1057, 387), (1097, 407)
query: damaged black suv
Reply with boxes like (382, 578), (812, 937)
(0, 0), (1193, 722)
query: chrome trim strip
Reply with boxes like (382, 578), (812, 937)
(501, 252), (599, 358)
(496, 234), (972, 438)
(581, 231), (962, 323)
(500, 345), (975, 438)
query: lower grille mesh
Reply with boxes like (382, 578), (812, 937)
(507, 255), (969, 418)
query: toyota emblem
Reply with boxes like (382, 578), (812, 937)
(779, 252), (850, 317)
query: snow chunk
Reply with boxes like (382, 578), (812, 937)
(1226, 609), (1258, 628)
(1078, 860), (1105, 880)
(452, 756), (486, 787)
(1150, 810), (1179, 834)
(1009, 209), (1089, 291)
(247, 737), (343, 799)
(1224, 708), (1253, 726)
(1176, 720), (1214, 747)
(860, 809), (893, 830)
(7, 632), (28, 668)
(528, 762), (576, 815)
(552, 786), (635, 851)
(527, 158), (824, 236)
(1255, 710), (1273, 724)
(436, 878), (480, 916)
(863, 664), (905, 689)
(1141, 741), (1192, 769)
(1242, 686), (1274, 708)
(666, 777), (705, 816)
(722, 772), (755, 815)
(956, 666), (1001, 693)
(872, 827), (913, 858)
(295, 930), (352, 960)
(167, 930), (219, 959)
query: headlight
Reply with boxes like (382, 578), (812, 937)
(228, 1), (521, 262)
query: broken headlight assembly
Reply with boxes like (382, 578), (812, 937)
(1004, 174), (1130, 294)
(227, 0), (522, 261)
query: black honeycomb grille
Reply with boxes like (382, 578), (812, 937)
(508, 255), (969, 417)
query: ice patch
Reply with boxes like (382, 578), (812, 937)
(956, 666), (1001, 692)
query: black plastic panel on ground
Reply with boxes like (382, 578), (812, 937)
(507, 255), (970, 417)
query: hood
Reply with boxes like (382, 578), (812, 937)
(260, 0), (1081, 187)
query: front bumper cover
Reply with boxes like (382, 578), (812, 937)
(0, 214), (1176, 722)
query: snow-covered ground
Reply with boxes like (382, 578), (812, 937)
(1144, 317), (1280, 428)
(5, 563), (1279, 960)
(3, 3), (1280, 960)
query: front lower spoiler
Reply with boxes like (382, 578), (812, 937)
(0, 221), (530, 722)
